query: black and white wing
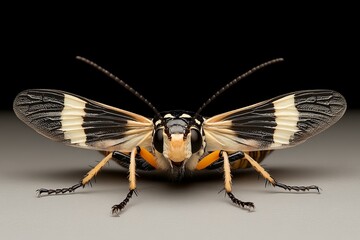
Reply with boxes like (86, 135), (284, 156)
(203, 90), (347, 152)
(13, 89), (153, 152)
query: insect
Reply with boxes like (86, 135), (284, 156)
(13, 56), (347, 215)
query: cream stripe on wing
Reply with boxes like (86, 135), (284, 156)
(60, 94), (87, 147)
(271, 94), (299, 147)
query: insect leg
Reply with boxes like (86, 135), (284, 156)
(243, 152), (320, 192)
(112, 151), (156, 171)
(111, 147), (138, 215)
(195, 150), (222, 170)
(222, 151), (255, 210)
(204, 151), (245, 170)
(136, 147), (157, 169)
(37, 152), (113, 196)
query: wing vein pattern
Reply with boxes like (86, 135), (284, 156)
(204, 90), (347, 151)
(13, 89), (153, 151)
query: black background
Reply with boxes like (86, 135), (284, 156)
(3, 7), (358, 119)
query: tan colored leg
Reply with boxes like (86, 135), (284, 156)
(243, 152), (320, 192)
(243, 152), (276, 184)
(37, 152), (113, 196)
(222, 151), (255, 210)
(128, 147), (137, 190)
(112, 147), (138, 215)
(223, 151), (232, 192)
(82, 152), (113, 185)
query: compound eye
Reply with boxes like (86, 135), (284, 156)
(153, 129), (164, 153)
(190, 129), (202, 153)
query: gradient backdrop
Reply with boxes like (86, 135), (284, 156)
(1, 7), (359, 240)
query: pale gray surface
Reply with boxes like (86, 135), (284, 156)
(0, 111), (359, 240)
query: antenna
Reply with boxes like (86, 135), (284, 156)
(184, 58), (284, 137)
(76, 56), (163, 121)
(194, 58), (284, 117)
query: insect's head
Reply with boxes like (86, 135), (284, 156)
(152, 112), (204, 166)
